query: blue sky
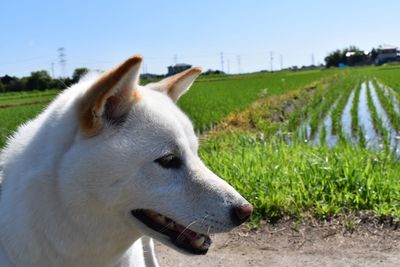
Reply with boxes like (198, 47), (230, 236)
(1, 0), (400, 77)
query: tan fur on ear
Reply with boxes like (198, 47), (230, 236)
(79, 55), (142, 137)
(147, 67), (202, 102)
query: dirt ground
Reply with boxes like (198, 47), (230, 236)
(155, 219), (400, 267)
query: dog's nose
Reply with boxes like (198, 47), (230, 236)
(231, 203), (253, 225)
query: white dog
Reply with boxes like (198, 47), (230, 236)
(0, 55), (253, 267)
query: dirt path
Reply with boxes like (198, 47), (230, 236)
(155, 220), (400, 267)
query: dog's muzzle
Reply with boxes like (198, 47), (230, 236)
(131, 209), (212, 255)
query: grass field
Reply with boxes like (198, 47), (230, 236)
(179, 70), (332, 131)
(1, 66), (399, 223)
(0, 70), (331, 146)
(200, 134), (400, 221)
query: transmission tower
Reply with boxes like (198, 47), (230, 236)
(280, 54), (283, 70)
(58, 47), (66, 78)
(237, 55), (241, 74)
(50, 62), (55, 78)
(220, 52), (224, 72)
(270, 51), (274, 72)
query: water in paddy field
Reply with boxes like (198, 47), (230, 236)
(312, 101), (338, 147)
(297, 119), (311, 142)
(358, 82), (379, 149)
(368, 81), (400, 153)
(296, 79), (400, 155)
(341, 89), (356, 144)
(375, 80), (400, 114)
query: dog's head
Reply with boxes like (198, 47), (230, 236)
(60, 55), (252, 255)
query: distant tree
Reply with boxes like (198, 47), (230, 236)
(203, 69), (225, 75)
(61, 77), (73, 87)
(370, 48), (378, 62)
(325, 46), (369, 67)
(72, 67), (89, 84)
(0, 75), (17, 85)
(6, 78), (27, 92)
(325, 49), (342, 67)
(49, 79), (66, 90)
(26, 70), (52, 91)
(0, 82), (4, 93)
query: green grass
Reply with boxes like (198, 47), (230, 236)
(179, 70), (332, 131)
(0, 104), (47, 148)
(365, 81), (389, 151)
(331, 77), (359, 137)
(200, 133), (400, 221)
(350, 81), (361, 137)
(0, 89), (59, 103)
(307, 74), (348, 138)
(371, 79), (400, 131)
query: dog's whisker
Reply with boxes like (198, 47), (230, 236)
(158, 221), (176, 234)
(176, 220), (198, 242)
(200, 214), (209, 224)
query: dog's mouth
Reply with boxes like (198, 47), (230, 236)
(131, 209), (212, 255)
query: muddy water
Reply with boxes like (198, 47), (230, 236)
(341, 90), (355, 144)
(358, 82), (379, 149)
(369, 81), (400, 154)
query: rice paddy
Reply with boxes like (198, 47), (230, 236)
(297, 73), (400, 156)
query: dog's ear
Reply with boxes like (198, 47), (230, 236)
(79, 55), (142, 137)
(147, 67), (201, 102)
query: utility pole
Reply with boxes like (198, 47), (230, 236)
(227, 59), (230, 74)
(58, 47), (66, 78)
(270, 51), (274, 72)
(237, 55), (241, 74)
(311, 53), (315, 66)
(220, 52), (224, 72)
(280, 54), (283, 70)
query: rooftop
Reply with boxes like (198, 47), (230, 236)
(378, 44), (398, 50)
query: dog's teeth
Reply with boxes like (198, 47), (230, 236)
(192, 236), (205, 247)
(146, 210), (158, 217)
(155, 215), (166, 225)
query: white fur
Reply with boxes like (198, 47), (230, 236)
(0, 59), (250, 266)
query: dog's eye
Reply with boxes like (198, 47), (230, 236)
(155, 154), (182, 169)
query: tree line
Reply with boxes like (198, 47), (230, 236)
(324, 46), (381, 68)
(0, 68), (89, 93)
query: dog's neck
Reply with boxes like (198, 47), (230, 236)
(0, 175), (141, 266)
(0, 87), (141, 266)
